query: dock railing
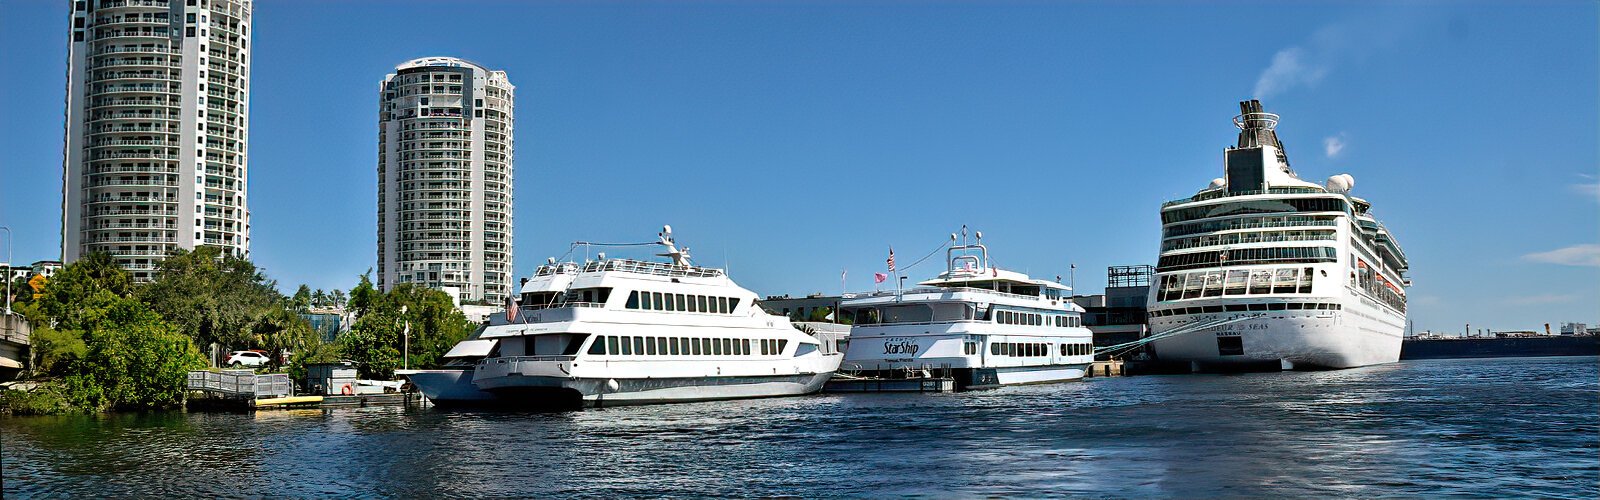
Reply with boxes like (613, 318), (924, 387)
(187, 370), (292, 398)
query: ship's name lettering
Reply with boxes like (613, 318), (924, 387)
(1204, 323), (1269, 333)
(883, 340), (920, 355)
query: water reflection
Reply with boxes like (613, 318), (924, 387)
(3, 357), (1596, 497)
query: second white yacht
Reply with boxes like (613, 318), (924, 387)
(403, 226), (845, 407)
(838, 230), (1095, 389)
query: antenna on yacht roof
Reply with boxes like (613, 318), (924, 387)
(657, 225), (692, 267)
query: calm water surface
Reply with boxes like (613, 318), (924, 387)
(3, 357), (1596, 498)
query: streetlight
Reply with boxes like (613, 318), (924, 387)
(400, 305), (410, 370)
(1, 226), (11, 317)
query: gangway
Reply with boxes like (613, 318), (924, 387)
(186, 370), (292, 400)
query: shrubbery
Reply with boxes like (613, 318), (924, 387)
(3, 251), (475, 415)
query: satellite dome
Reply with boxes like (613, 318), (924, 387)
(1326, 174), (1355, 193)
(1209, 178), (1226, 189)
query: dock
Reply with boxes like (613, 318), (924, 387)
(825, 374), (956, 393)
(186, 370), (421, 411)
(1085, 360), (1126, 377)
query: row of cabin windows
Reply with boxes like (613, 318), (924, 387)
(1159, 198), (1349, 225)
(1157, 267), (1317, 301)
(586, 335), (786, 356)
(988, 342), (1095, 357)
(994, 310), (1082, 328)
(1149, 302), (1344, 317)
(625, 291), (740, 314)
(1157, 246), (1338, 273)
(1162, 215), (1340, 239)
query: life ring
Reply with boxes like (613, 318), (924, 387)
(340, 383), (354, 396)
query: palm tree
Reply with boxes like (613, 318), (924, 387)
(312, 289), (327, 308)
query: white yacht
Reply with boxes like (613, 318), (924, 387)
(402, 226), (845, 407)
(838, 231), (1095, 389)
(1146, 100), (1409, 370)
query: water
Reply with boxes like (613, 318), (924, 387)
(4, 357), (1596, 498)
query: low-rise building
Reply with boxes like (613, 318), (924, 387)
(1071, 265), (1154, 360)
(758, 294), (844, 322)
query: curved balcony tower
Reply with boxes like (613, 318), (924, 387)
(376, 57), (515, 305)
(62, 0), (253, 280)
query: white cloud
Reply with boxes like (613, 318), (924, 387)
(1323, 133), (1347, 158)
(1253, 47), (1329, 99)
(1507, 293), (1578, 306)
(1250, 15), (1412, 100)
(1573, 173), (1599, 201)
(1523, 243), (1600, 267)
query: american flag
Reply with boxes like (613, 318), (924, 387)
(886, 246), (896, 272)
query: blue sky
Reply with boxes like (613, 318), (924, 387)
(1, 1), (1595, 333)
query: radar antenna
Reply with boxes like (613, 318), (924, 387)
(657, 225), (692, 267)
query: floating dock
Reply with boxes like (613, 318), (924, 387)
(824, 374), (956, 393)
(186, 369), (421, 411)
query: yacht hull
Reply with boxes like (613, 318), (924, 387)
(398, 369), (500, 406)
(476, 372), (833, 407)
(1148, 310), (1402, 370)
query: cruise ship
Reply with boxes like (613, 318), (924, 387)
(1146, 100), (1409, 371)
(838, 230), (1096, 389)
(401, 226), (845, 407)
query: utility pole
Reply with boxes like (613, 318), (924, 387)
(1, 226), (11, 317)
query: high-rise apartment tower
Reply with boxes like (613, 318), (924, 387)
(376, 57), (514, 304)
(62, 0), (254, 280)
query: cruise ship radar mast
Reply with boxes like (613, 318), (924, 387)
(656, 225), (692, 267)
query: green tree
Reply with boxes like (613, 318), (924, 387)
(137, 246), (281, 350)
(250, 305), (318, 368)
(291, 284), (312, 312)
(34, 252), (133, 331)
(340, 284), (473, 379)
(28, 327), (86, 377)
(330, 289), (347, 307)
(347, 270), (378, 318)
(59, 296), (206, 412)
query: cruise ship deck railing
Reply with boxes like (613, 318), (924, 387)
(522, 302), (605, 312)
(1161, 232), (1337, 251)
(536, 259), (724, 279)
(483, 355), (578, 365)
(1162, 187), (1330, 208)
(848, 287), (1042, 302)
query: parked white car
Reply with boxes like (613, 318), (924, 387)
(225, 350), (270, 368)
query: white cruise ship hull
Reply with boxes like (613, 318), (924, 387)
(1148, 306), (1402, 370)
